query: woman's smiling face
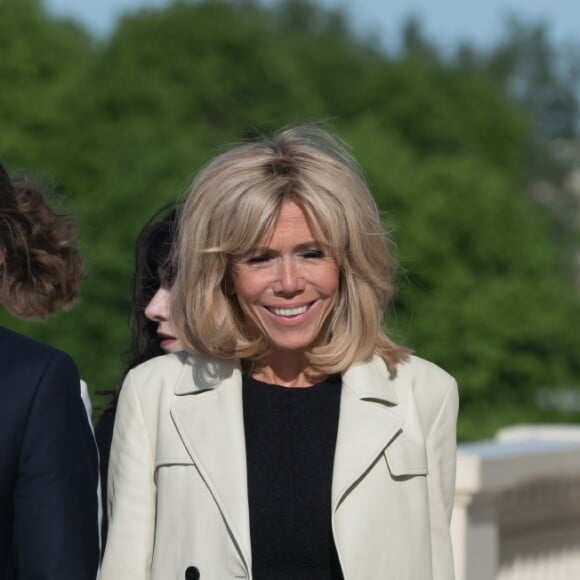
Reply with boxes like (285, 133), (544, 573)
(231, 201), (339, 358)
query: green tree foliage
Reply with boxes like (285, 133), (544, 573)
(0, 0), (95, 165)
(1, 0), (579, 438)
(485, 17), (580, 140)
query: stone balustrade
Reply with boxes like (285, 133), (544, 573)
(452, 425), (580, 580)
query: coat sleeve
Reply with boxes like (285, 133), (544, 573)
(13, 351), (100, 580)
(425, 377), (459, 580)
(99, 371), (156, 580)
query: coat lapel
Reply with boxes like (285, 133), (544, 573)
(169, 355), (251, 574)
(332, 355), (408, 511)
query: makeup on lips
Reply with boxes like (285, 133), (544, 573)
(145, 287), (184, 353)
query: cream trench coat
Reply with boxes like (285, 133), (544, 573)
(99, 352), (458, 580)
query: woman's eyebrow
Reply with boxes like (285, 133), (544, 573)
(295, 241), (325, 250)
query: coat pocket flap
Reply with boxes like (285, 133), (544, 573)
(155, 421), (195, 468)
(155, 454), (195, 469)
(384, 433), (428, 476)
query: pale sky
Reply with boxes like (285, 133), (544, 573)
(44, 0), (580, 51)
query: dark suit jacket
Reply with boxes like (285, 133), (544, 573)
(0, 326), (100, 579)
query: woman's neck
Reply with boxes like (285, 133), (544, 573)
(247, 351), (327, 388)
(250, 368), (327, 388)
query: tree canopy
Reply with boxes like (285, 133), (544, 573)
(1, 0), (579, 439)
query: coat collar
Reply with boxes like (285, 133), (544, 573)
(173, 352), (240, 394)
(341, 354), (399, 404)
(173, 352), (399, 400)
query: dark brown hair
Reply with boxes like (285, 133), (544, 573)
(0, 163), (84, 319)
(128, 205), (178, 367)
(103, 205), (178, 412)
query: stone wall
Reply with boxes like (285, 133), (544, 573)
(452, 426), (580, 580)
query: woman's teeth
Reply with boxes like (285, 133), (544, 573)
(270, 305), (308, 317)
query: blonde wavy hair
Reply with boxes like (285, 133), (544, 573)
(172, 124), (409, 375)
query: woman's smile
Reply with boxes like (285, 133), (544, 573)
(265, 302), (312, 318)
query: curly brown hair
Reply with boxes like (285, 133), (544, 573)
(0, 163), (85, 319)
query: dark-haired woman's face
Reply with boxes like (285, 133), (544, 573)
(144, 286), (183, 353)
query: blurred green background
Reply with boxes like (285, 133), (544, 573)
(1, 0), (579, 440)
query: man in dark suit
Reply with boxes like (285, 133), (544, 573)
(1, 162), (99, 577)
(0, 326), (100, 579)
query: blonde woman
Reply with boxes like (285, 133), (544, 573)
(101, 125), (458, 580)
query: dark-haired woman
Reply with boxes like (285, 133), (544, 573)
(95, 207), (181, 548)
(0, 163), (99, 579)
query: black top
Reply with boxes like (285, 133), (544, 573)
(242, 374), (344, 580)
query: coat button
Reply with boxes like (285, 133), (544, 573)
(185, 566), (200, 580)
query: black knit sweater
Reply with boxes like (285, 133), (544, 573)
(242, 374), (344, 580)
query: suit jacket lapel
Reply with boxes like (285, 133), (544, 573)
(332, 356), (404, 511)
(169, 356), (251, 574)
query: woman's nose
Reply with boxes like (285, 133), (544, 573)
(273, 256), (305, 295)
(144, 287), (171, 322)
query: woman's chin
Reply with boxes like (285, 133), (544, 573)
(160, 338), (182, 353)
